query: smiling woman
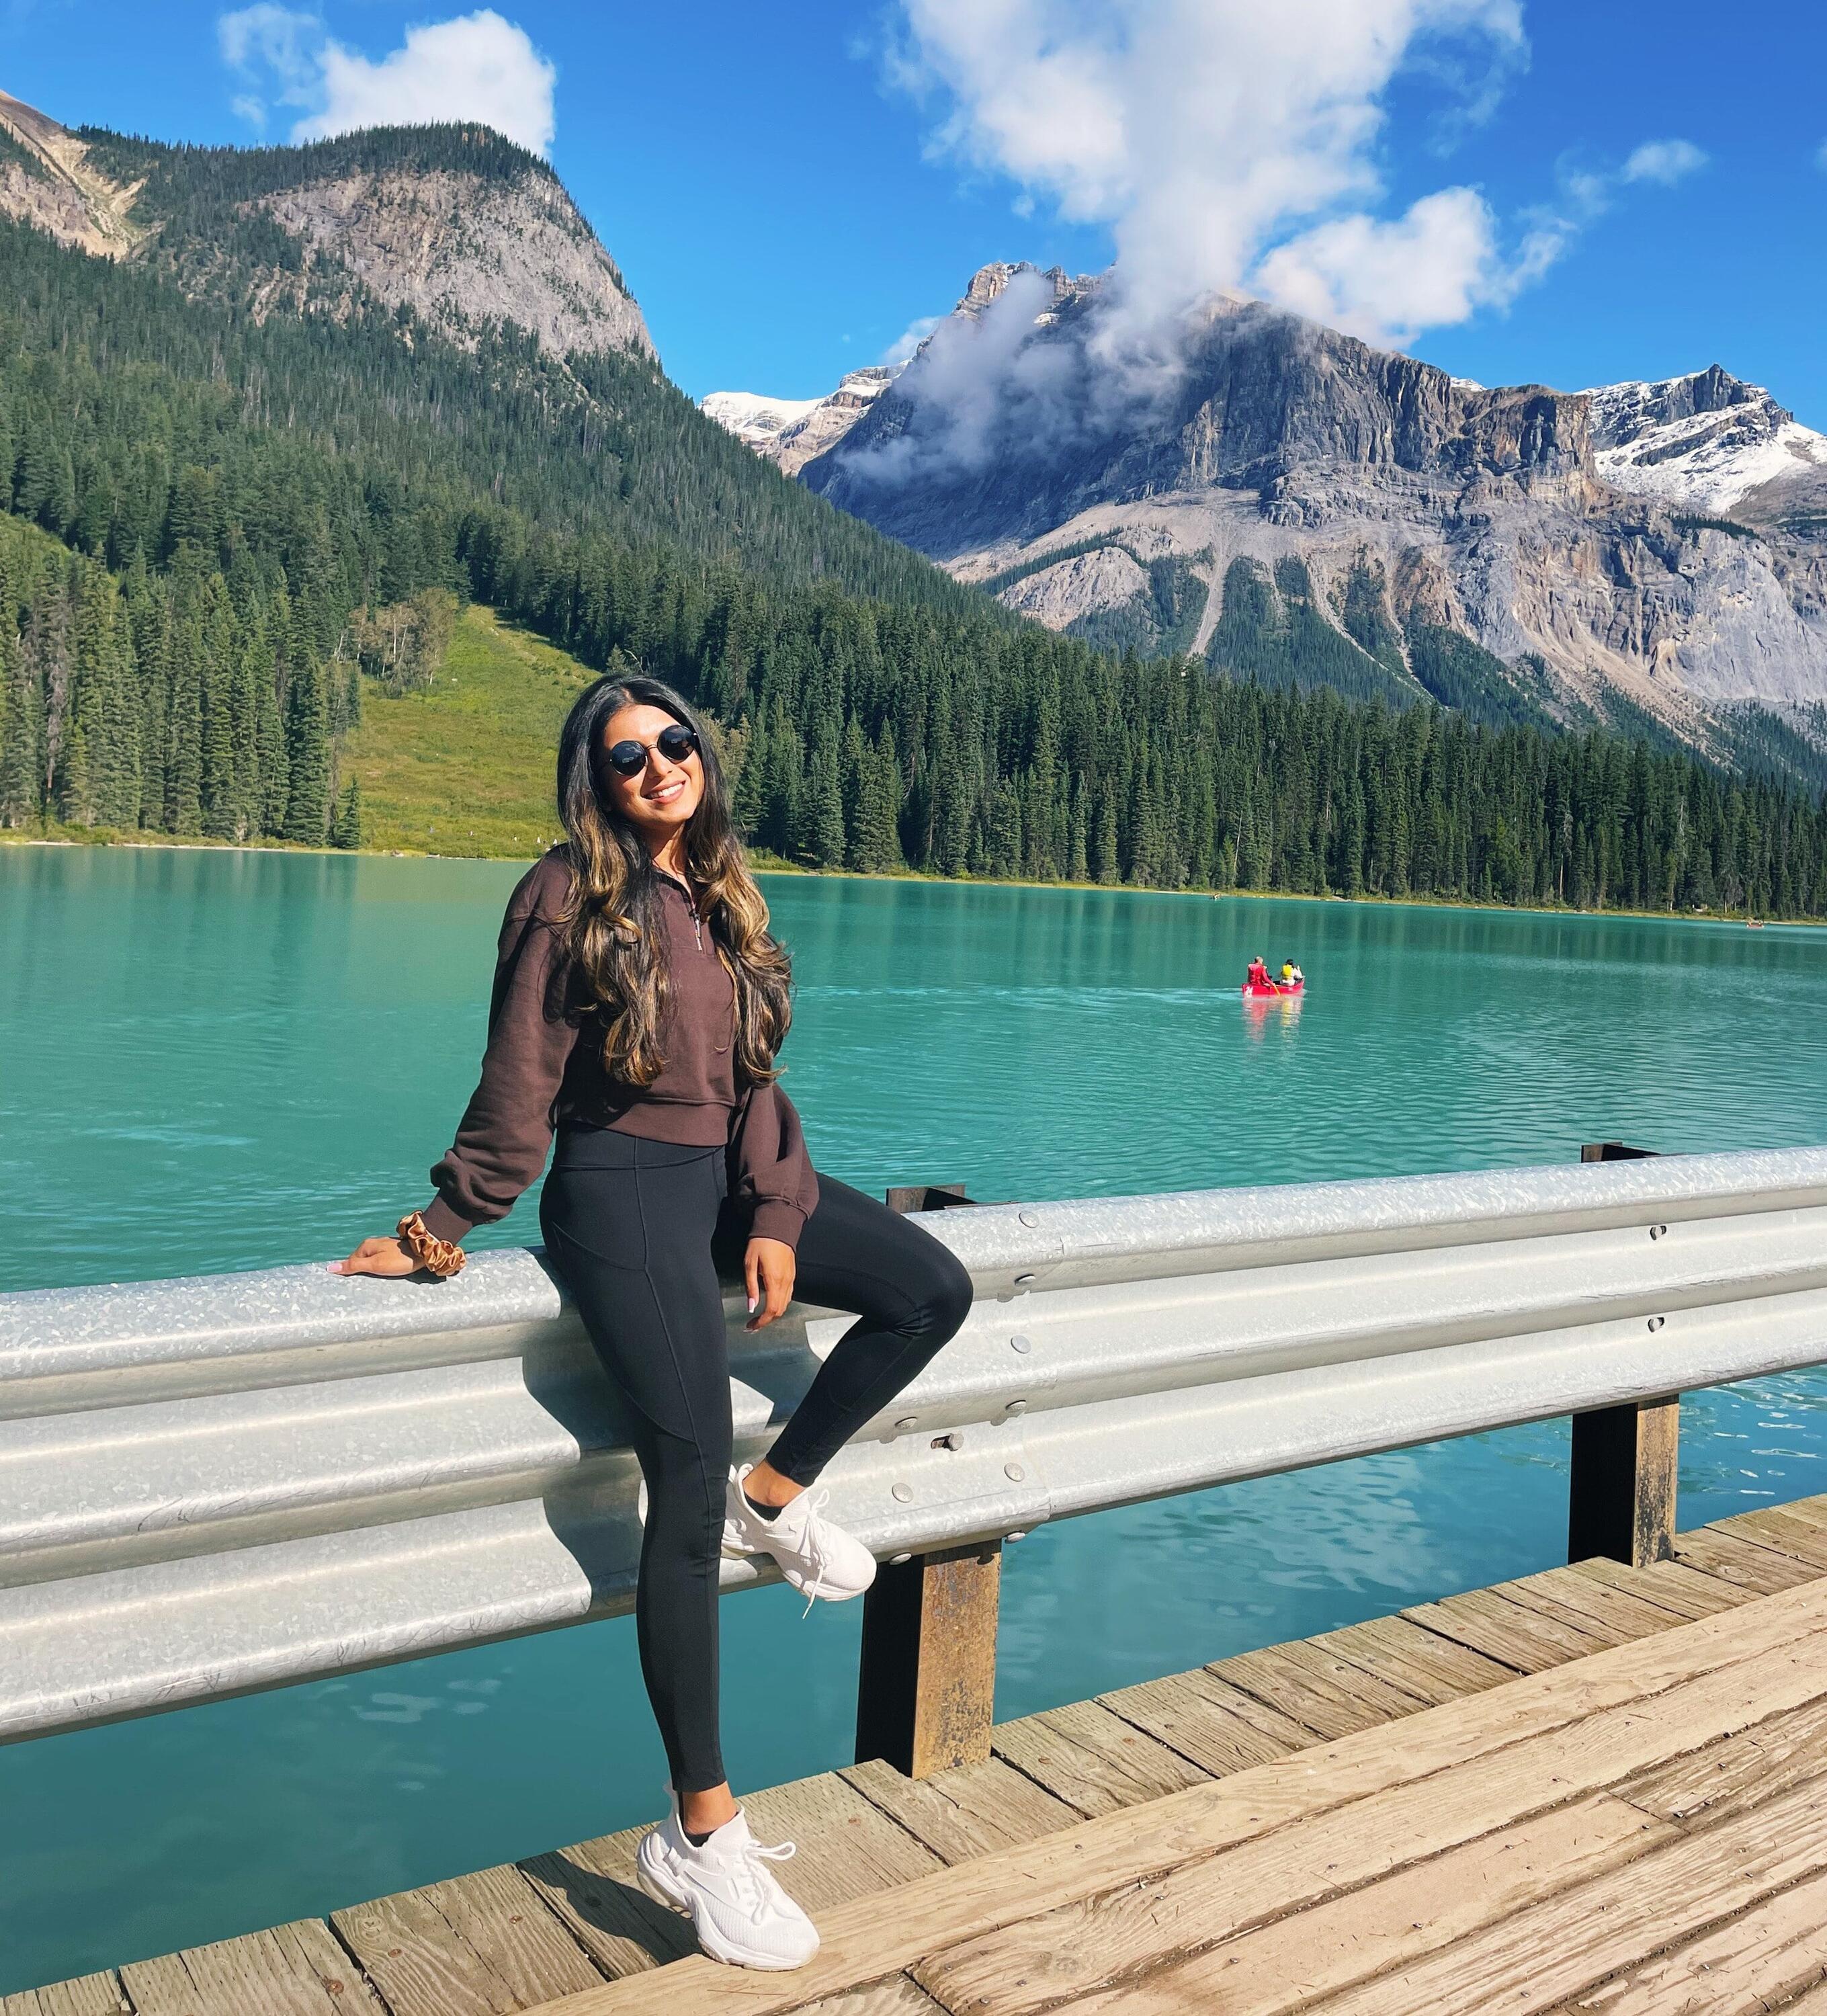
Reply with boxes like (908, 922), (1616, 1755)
(330, 668), (974, 1970)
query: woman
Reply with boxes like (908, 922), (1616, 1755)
(333, 674), (974, 1972)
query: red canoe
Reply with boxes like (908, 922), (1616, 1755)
(1242, 980), (1305, 998)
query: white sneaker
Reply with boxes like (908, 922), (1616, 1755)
(722, 1465), (877, 1603)
(635, 1798), (820, 1970)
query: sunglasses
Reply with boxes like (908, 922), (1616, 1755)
(603, 723), (700, 780)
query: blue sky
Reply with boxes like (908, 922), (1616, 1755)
(3, 1), (1824, 421)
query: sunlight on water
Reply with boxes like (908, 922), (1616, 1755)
(3, 845), (1826, 1988)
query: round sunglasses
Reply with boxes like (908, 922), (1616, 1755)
(603, 723), (701, 780)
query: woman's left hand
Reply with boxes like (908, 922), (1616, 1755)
(745, 1237), (796, 1329)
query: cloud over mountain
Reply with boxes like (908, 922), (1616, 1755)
(218, 7), (557, 156)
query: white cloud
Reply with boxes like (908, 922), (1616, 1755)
(882, 313), (942, 365)
(1622, 138), (1707, 186)
(217, 7), (556, 156)
(1254, 186), (1501, 346)
(889, 0), (1531, 346)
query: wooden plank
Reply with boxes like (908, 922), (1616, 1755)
(913, 1635), (1827, 2016)
(790, 1979), (948, 2016)
(1097, 1667), (1314, 1779)
(854, 1543), (1001, 1779)
(1568, 1554), (1750, 1622)
(519, 1822), (697, 1980)
(1402, 1586), (1607, 1671)
(540, 1584), (1827, 2016)
(990, 1698), (1209, 1817)
(1488, 1572), (1649, 1649)
(1506, 1565), (1694, 1642)
(1306, 1615), (1517, 1706)
(333, 1863), (602, 2016)
(940, 1793), (1669, 2016)
(0, 1976), (129, 2016)
(840, 1757), (1078, 1865)
(1615, 1693), (1827, 1824)
(1301, 1773), (1827, 2015)
(1718, 1508), (1827, 1570)
(1748, 1492), (1827, 1531)
(120, 1921), (386, 2016)
(1208, 1640), (1433, 1740)
(739, 1774), (945, 1912)
(1674, 1526), (1825, 1595)
(1569, 1396), (1679, 1567)
(911, 1798), (1669, 2016)
(1554, 1866), (1827, 2013)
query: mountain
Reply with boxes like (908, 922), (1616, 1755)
(0, 87), (652, 360)
(723, 263), (1827, 739)
(704, 366), (902, 475)
(1, 93), (1824, 916)
(1585, 366), (1827, 530)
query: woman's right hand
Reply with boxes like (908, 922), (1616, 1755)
(330, 1236), (420, 1278)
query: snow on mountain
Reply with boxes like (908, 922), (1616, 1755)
(702, 366), (902, 476)
(1586, 366), (1827, 515)
(699, 390), (824, 447)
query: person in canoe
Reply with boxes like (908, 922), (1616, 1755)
(1246, 956), (1271, 989)
(1281, 960), (1304, 987)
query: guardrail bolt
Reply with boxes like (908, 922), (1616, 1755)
(892, 1483), (913, 1503)
(1005, 1399), (1028, 1415)
(894, 1415), (919, 1429)
(1018, 1210), (1039, 1228)
(1005, 1462), (1027, 1482)
(1650, 1224), (1668, 1241)
(1010, 1335), (1032, 1353)
(1647, 1315), (1665, 1332)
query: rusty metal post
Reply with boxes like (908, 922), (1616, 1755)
(853, 1182), (1002, 1777)
(854, 1540), (1003, 1777)
(1568, 1398), (1680, 1566)
(1568, 1141), (1678, 1565)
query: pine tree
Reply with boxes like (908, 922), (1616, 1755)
(282, 657), (332, 842)
(330, 777), (364, 849)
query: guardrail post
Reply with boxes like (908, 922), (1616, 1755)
(1568, 1398), (1680, 1565)
(1568, 1141), (1677, 1566)
(853, 1181), (1001, 1778)
(855, 1540), (1003, 1777)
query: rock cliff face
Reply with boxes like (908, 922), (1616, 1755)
(0, 87), (147, 255)
(0, 90), (652, 362)
(767, 265), (1827, 724)
(255, 168), (651, 360)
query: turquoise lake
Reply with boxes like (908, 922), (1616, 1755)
(4, 843), (1827, 1991)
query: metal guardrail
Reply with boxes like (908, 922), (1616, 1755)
(4, 1146), (1827, 1761)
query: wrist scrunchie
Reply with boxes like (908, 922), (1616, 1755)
(396, 1210), (467, 1279)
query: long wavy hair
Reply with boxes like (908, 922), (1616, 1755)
(555, 672), (792, 1087)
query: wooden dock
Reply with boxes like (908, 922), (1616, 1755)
(17, 1495), (1827, 2016)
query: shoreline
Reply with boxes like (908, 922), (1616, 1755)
(3, 828), (1819, 931)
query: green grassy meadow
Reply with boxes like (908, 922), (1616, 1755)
(339, 606), (595, 857)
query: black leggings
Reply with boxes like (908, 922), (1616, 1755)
(540, 1128), (974, 1794)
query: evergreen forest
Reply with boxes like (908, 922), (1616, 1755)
(1, 124), (1826, 918)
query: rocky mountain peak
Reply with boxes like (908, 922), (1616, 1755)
(0, 91), (652, 362)
(1583, 365), (1827, 517)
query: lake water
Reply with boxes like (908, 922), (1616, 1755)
(4, 844), (1827, 1991)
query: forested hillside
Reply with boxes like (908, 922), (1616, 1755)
(1, 121), (1826, 917)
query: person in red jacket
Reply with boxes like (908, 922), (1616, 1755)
(333, 673), (972, 1971)
(1246, 956), (1271, 989)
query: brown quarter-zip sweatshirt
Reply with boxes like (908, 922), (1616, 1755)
(421, 847), (818, 1248)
